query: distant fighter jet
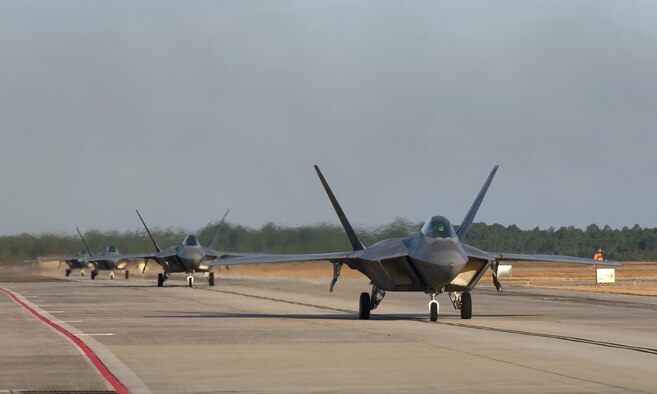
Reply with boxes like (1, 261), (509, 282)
(25, 239), (92, 277)
(76, 228), (131, 280)
(206, 165), (621, 321)
(85, 209), (238, 287)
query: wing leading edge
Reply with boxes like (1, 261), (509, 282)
(205, 251), (358, 266)
(490, 252), (621, 266)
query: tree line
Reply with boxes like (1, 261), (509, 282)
(2, 219), (657, 265)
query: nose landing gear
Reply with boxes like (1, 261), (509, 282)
(429, 293), (439, 322)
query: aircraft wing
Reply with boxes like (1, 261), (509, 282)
(82, 250), (175, 262)
(24, 256), (69, 264)
(203, 249), (253, 260)
(205, 251), (357, 266)
(490, 252), (621, 266)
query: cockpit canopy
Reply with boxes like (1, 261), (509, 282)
(183, 234), (199, 246)
(106, 245), (117, 253)
(421, 216), (456, 238)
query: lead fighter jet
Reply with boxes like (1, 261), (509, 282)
(206, 165), (620, 321)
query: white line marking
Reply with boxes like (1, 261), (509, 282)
(78, 333), (114, 336)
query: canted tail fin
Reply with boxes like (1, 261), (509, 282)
(136, 209), (162, 252)
(206, 209), (230, 249)
(456, 165), (499, 241)
(76, 227), (94, 256)
(314, 165), (364, 251)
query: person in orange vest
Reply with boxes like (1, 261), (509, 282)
(593, 248), (603, 268)
(594, 248), (604, 261)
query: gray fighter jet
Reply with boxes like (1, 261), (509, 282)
(205, 165), (621, 321)
(85, 209), (238, 287)
(25, 239), (92, 277)
(76, 228), (131, 280)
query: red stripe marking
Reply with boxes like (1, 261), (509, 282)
(0, 287), (129, 394)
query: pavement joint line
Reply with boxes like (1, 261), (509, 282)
(0, 286), (129, 394)
(210, 287), (657, 356)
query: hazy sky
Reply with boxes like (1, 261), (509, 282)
(2, 1), (657, 235)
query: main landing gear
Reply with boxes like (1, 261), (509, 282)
(65, 269), (72, 277)
(125, 270), (129, 280)
(109, 271), (115, 280)
(90, 270), (98, 280)
(358, 286), (386, 320)
(157, 272), (169, 287)
(187, 275), (194, 287)
(208, 272), (215, 286)
(449, 291), (472, 320)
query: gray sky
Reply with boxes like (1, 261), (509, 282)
(2, 1), (657, 235)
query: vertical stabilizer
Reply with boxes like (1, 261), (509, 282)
(206, 209), (230, 249)
(456, 165), (499, 241)
(314, 165), (364, 251)
(136, 210), (162, 252)
(76, 227), (94, 256)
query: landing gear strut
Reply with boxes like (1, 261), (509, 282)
(187, 275), (194, 287)
(65, 269), (72, 277)
(208, 272), (215, 286)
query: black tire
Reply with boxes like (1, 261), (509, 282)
(125, 270), (130, 280)
(91, 270), (98, 280)
(460, 292), (472, 319)
(157, 273), (164, 287)
(430, 302), (438, 322)
(188, 276), (193, 287)
(359, 292), (371, 320)
(65, 269), (71, 277)
(208, 272), (215, 286)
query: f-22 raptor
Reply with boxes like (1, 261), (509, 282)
(206, 165), (620, 321)
(86, 209), (239, 287)
(76, 228), (131, 280)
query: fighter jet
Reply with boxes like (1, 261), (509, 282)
(85, 209), (238, 287)
(76, 228), (131, 280)
(205, 165), (621, 321)
(25, 239), (92, 277)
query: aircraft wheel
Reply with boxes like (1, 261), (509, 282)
(91, 270), (98, 280)
(65, 269), (72, 277)
(125, 270), (129, 280)
(110, 272), (115, 280)
(460, 292), (472, 319)
(208, 272), (215, 286)
(157, 273), (164, 287)
(187, 276), (194, 287)
(430, 302), (438, 322)
(80, 270), (85, 277)
(359, 292), (371, 320)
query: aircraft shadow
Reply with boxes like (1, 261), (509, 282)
(147, 311), (540, 321)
